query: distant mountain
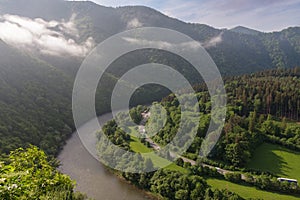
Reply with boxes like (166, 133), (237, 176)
(230, 26), (261, 35)
(0, 0), (300, 155)
(1, 0), (299, 76)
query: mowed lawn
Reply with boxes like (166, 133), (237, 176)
(207, 178), (300, 200)
(247, 143), (300, 181)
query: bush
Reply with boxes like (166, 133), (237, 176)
(225, 172), (242, 183)
(0, 146), (86, 200)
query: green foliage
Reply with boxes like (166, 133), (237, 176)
(99, 67), (300, 199)
(224, 173), (242, 183)
(207, 178), (300, 200)
(0, 41), (74, 156)
(0, 146), (84, 200)
(175, 158), (184, 167)
(1, 2), (300, 199)
(129, 105), (146, 125)
(149, 169), (242, 200)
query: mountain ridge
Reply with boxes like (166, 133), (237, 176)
(230, 26), (262, 35)
(0, 0), (299, 159)
(1, 0), (300, 75)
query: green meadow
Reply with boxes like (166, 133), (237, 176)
(207, 178), (300, 200)
(247, 143), (300, 181)
(130, 135), (187, 173)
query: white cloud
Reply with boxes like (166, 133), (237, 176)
(127, 18), (143, 29)
(202, 32), (223, 48)
(0, 21), (34, 45)
(0, 14), (94, 57)
(122, 37), (201, 50)
(122, 37), (172, 49)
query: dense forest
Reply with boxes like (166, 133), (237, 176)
(1, 38), (300, 199)
(0, 41), (74, 157)
(0, 1), (300, 199)
(100, 67), (300, 199)
(1, 0), (300, 158)
(1, 0), (300, 76)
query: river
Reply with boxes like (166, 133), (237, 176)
(58, 112), (153, 200)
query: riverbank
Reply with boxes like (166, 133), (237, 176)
(105, 167), (161, 200)
(58, 110), (158, 200)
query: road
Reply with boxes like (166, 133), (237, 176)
(139, 110), (247, 180)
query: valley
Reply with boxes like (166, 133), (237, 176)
(0, 1), (300, 199)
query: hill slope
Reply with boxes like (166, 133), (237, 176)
(0, 40), (74, 155)
(0, 0), (300, 156)
(1, 0), (300, 75)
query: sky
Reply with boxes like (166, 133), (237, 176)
(78, 0), (300, 32)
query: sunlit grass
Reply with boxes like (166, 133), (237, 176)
(207, 178), (300, 200)
(129, 136), (188, 173)
(247, 143), (300, 181)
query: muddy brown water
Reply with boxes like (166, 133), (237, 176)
(58, 112), (152, 200)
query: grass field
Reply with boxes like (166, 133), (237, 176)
(130, 136), (188, 173)
(130, 130), (300, 198)
(247, 143), (300, 181)
(207, 178), (300, 200)
(130, 136), (152, 153)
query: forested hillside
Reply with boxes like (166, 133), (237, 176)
(100, 67), (300, 199)
(1, 0), (300, 76)
(1, 1), (299, 199)
(0, 0), (300, 171)
(70, 1), (300, 75)
(0, 40), (74, 156)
